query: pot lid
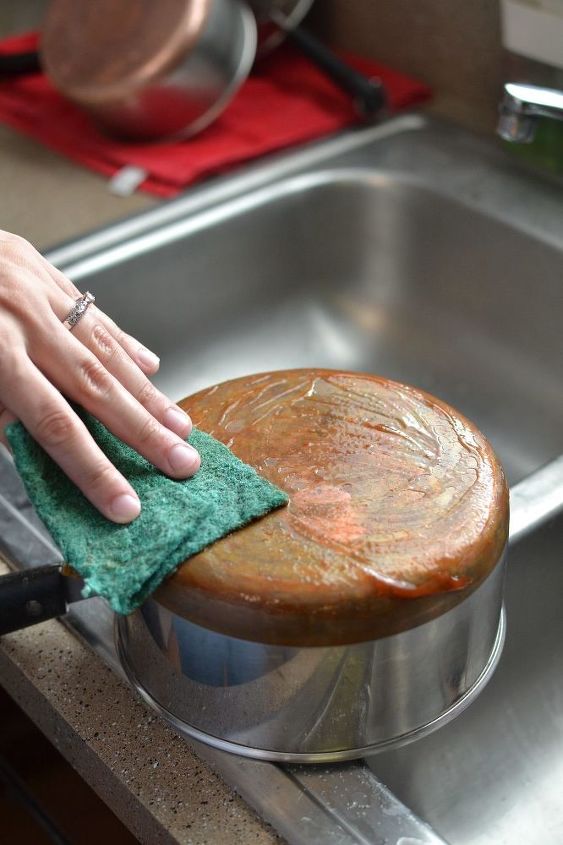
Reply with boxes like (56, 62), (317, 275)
(41, 0), (210, 104)
(155, 369), (509, 646)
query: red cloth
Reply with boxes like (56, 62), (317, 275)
(0, 32), (431, 197)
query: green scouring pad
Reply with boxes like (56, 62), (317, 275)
(6, 410), (288, 614)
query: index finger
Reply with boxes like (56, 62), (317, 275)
(2, 358), (142, 524)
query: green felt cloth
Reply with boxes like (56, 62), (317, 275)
(6, 412), (288, 614)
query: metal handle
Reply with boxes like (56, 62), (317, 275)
(0, 50), (41, 78)
(0, 564), (68, 636)
(271, 13), (386, 118)
(509, 455), (563, 545)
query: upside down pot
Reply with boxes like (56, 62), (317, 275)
(40, 0), (257, 141)
(116, 369), (509, 762)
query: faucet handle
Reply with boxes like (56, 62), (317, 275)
(497, 108), (537, 143)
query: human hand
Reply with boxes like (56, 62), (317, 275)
(0, 230), (200, 523)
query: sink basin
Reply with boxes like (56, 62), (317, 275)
(51, 117), (563, 488)
(370, 516), (563, 845)
(34, 113), (562, 844)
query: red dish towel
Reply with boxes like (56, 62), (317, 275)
(0, 32), (431, 198)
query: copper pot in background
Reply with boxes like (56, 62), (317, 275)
(40, 0), (257, 141)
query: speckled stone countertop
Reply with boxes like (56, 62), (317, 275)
(0, 556), (282, 844)
(0, 122), (283, 844)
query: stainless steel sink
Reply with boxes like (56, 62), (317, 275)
(371, 516), (563, 845)
(49, 116), (563, 489)
(3, 114), (563, 844)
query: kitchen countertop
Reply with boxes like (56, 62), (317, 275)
(0, 123), (282, 844)
(0, 124), (156, 250)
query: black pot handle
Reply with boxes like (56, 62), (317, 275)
(278, 21), (386, 118)
(0, 565), (68, 636)
(0, 50), (41, 79)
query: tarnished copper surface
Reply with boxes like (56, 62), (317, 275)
(155, 370), (509, 646)
(41, 0), (209, 103)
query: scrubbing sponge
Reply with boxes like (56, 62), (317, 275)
(6, 411), (288, 614)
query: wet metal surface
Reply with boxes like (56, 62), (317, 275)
(2, 114), (562, 842)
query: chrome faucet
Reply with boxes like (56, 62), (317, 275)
(497, 82), (563, 143)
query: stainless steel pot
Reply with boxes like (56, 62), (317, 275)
(0, 369), (513, 763)
(116, 554), (507, 762)
(40, 0), (257, 141)
(113, 369), (511, 763)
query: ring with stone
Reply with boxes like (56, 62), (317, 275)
(63, 291), (96, 330)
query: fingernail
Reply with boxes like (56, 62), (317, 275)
(168, 443), (200, 475)
(164, 406), (192, 435)
(137, 346), (160, 370)
(110, 493), (141, 523)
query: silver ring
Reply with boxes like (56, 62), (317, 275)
(63, 291), (95, 329)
